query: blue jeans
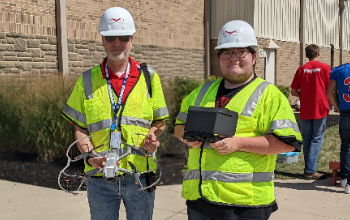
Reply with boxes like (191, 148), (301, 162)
(339, 111), (350, 185)
(302, 116), (327, 173)
(87, 175), (155, 220)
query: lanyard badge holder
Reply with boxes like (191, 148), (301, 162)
(105, 61), (130, 149)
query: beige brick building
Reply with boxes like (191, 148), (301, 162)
(209, 0), (350, 104)
(0, 0), (205, 81)
(2, 0), (350, 94)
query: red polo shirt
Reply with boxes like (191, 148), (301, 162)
(101, 57), (140, 104)
(291, 61), (331, 120)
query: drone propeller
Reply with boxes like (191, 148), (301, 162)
(132, 147), (147, 157)
(127, 160), (141, 185)
(74, 142), (106, 161)
(59, 133), (162, 194)
(121, 141), (146, 157)
(85, 168), (103, 177)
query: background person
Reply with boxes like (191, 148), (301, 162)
(62, 7), (169, 220)
(327, 63), (350, 194)
(291, 44), (331, 180)
(174, 20), (302, 220)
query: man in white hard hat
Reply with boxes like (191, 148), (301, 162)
(62, 7), (169, 220)
(174, 20), (302, 219)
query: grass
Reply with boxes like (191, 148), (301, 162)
(275, 125), (341, 179)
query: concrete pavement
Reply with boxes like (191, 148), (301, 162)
(1, 178), (349, 220)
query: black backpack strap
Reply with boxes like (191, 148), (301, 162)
(140, 63), (152, 98)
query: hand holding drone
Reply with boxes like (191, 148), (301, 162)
(58, 133), (162, 195)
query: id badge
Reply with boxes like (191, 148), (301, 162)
(110, 130), (121, 149)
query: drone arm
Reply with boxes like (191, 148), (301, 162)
(117, 152), (131, 161)
(118, 168), (134, 175)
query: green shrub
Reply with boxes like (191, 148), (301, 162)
(166, 76), (220, 132)
(0, 93), (22, 151)
(0, 74), (220, 161)
(276, 85), (291, 99)
(163, 75), (221, 133)
(158, 75), (220, 154)
(0, 77), (76, 162)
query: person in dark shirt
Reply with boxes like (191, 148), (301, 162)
(174, 20), (302, 220)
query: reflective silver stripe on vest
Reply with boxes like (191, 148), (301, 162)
(176, 111), (187, 122)
(194, 81), (215, 106)
(241, 81), (270, 117)
(144, 66), (155, 98)
(154, 107), (169, 118)
(83, 69), (93, 100)
(64, 104), (87, 124)
(182, 170), (274, 183)
(121, 116), (152, 129)
(147, 65), (155, 76)
(87, 116), (152, 133)
(264, 119), (300, 135)
(182, 169), (201, 181)
(88, 118), (112, 133)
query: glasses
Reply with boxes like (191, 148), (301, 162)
(104, 36), (132, 42)
(221, 51), (249, 59)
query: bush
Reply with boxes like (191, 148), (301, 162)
(158, 75), (220, 155)
(0, 93), (22, 151)
(276, 85), (291, 99)
(0, 75), (219, 161)
(0, 77), (76, 162)
(165, 75), (219, 132)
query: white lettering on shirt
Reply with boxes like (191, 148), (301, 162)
(303, 68), (321, 74)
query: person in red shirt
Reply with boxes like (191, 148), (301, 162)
(291, 44), (331, 180)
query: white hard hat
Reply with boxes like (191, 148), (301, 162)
(215, 20), (258, 50)
(99, 7), (136, 36)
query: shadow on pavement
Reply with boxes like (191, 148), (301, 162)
(274, 171), (304, 179)
(274, 178), (343, 194)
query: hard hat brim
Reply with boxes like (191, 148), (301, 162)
(215, 42), (258, 50)
(99, 30), (136, 36)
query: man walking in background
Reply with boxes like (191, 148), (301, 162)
(327, 63), (350, 194)
(291, 44), (331, 180)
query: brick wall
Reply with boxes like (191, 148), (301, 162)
(0, 33), (58, 77)
(0, 0), (56, 36)
(66, 0), (204, 49)
(67, 38), (204, 80)
(0, 0), (205, 80)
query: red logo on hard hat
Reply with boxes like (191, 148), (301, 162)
(111, 17), (122, 23)
(225, 30), (239, 35)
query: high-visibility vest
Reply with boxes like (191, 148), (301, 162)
(63, 62), (169, 174)
(177, 77), (302, 207)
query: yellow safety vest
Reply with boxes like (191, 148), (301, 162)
(63, 61), (169, 174)
(176, 77), (302, 207)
